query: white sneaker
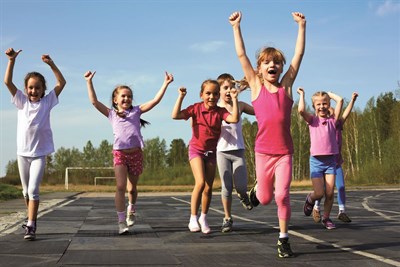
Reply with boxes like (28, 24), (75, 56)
(126, 211), (136, 227)
(118, 222), (129, 235)
(188, 220), (201, 232)
(198, 218), (211, 234)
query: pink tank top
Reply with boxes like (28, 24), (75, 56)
(252, 86), (294, 154)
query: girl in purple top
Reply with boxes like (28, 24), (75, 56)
(297, 88), (343, 230)
(229, 10), (306, 257)
(85, 70), (174, 235)
(172, 79), (239, 234)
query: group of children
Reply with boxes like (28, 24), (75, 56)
(4, 10), (358, 259)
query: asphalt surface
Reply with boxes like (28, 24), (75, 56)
(0, 188), (399, 267)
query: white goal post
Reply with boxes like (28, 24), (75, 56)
(65, 167), (114, 190)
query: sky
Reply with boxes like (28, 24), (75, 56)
(0, 0), (399, 177)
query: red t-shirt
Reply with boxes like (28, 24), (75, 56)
(182, 102), (230, 151)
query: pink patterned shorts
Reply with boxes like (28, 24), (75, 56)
(112, 149), (143, 176)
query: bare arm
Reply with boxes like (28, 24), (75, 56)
(171, 87), (187, 120)
(42, 54), (66, 97)
(4, 48), (22, 97)
(229, 11), (261, 100)
(328, 91), (343, 121)
(240, 101), (255, 115)
(297, 87), (313, 123)
(140, 72), (174, 113)
(281, 12), (306, 99)
(341, 92), (358, 124)
(225, 89), (239, 123)
(84, 71), (109, 117)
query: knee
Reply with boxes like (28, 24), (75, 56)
(257, 192), (273, 205)
(275, 192), (290, 207)
(27, 189), (39, 201)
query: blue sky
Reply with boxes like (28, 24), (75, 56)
(1, 0), (399, 177)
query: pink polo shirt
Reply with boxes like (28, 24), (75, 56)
(182, 102), (230, 151)
(308, 115), (339, 156)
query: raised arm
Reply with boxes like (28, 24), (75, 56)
(4, 48), (22, 97)
(229, 11), (261, 100)
(328, 91), (343, 121)
(281, 12), (306, 98)
(84, 71), (109, 117)
(225, 88), (240, 123)
(341, 92), (358, 124)
(140, 72), (174, 113)
(297, 87), (313, 123)
(42, 54), (66, 97)
(171, 87), (187, 120)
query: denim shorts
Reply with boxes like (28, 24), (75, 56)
(310, 155), (336, 178)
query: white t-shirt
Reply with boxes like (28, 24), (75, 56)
(217, 116), (245, 152)
(12, 90), (59, 157)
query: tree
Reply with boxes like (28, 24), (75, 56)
(166, 138), (188, 167)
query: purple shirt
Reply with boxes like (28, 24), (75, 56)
(108, 106), (144, 150)
(252, 86), (294, 154)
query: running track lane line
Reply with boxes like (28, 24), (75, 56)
(171, 196), (400, 267)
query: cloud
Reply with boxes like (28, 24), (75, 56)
(189, 41), (226, 53)
(374, 0), (400, 16)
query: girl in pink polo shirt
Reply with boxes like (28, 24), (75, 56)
(172, 79), (239, 234)
(85, 70), (174, 235)
(229, 11), (306, 257)
(297, 88), (343, 230)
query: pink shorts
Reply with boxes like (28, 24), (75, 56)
(188, 146), (216, 164)
(113, 149), (143, 176)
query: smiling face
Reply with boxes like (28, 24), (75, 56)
(312, 93), (331, 118)
(200, 80), (220, 109)
(25, 77), (45, 102)
(113, 87), (133, 111)
(257, 47), (286, 85)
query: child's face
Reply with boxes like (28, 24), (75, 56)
(219, 80), (235, 104)
(114, 88), (132, 110)
(25, 77), (45, 102)
(259, 57), (283, 84)
(201, 83), (220, 109)
(313, 95), (331, 118)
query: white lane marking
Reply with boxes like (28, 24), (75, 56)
(171, 196), (400, 267)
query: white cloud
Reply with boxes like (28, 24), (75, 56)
(189, 41), (226, 53)
(375, 0), (400, 16)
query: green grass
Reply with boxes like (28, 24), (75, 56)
(0, 184), (22, 202)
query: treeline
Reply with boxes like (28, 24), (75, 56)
(3, 91), (400, 186)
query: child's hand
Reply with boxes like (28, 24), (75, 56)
(297, 87), (304, 95)
(41, 54), (54, 65)
(352, 92), (359, 101)
(292, 12), (306, 24)
(5, 48), (22, 60)
(84, 71), (96, 81)
(229, 11), (241, 27)
(178, 87), (187, 97)
(230, 88), (239, 99)
(164, 72), (174, 84)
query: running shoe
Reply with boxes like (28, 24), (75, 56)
(22, 225), (36, 241)
(118, 222), (129, 235)
(188, 220), (201, 232)
(248, 186), (260, 207)
(312, 208), (321, 223)
(198, 218), (211, 234)
(239, 194), (253, 210)
(126, 208), (136, 227)
(277, 238), (294, 258)
(221, 217), (233, 233)
(303, 193), (314, 216)
(337, 212), (352, 223)
(321, 218), (336, 230)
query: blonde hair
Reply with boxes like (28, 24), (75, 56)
(256, 47), (286, 68)
(311, 91), (330, 109)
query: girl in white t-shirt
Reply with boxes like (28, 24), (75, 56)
(4, 48), (66, 241)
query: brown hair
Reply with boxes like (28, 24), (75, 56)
(24, 72), (46, 98)
(256, 47), (286, 68)
(200, 79), (220, 94)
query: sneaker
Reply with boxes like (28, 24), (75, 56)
(303, 193), (314, 216)
(188, 220), (201, 232)
(118, 222), (129, 235)
(312, 208), (321, 223)
(248, 186), (260, 207)
(321, 218), (336, 230)
(22, 225), (36, 241)
(198, 218), (211, 234)
(221, 217), (233, 233)
(239, 194), (253, 210)
(337, 212), (352, 223)
(126, 211), (136, 227)
(277, 238), (294, 258)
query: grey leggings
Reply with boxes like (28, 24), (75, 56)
(217, 149), (248, 199)
(17, 155), (45, 200)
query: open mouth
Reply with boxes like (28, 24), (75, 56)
(268, 70), (277, 74)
